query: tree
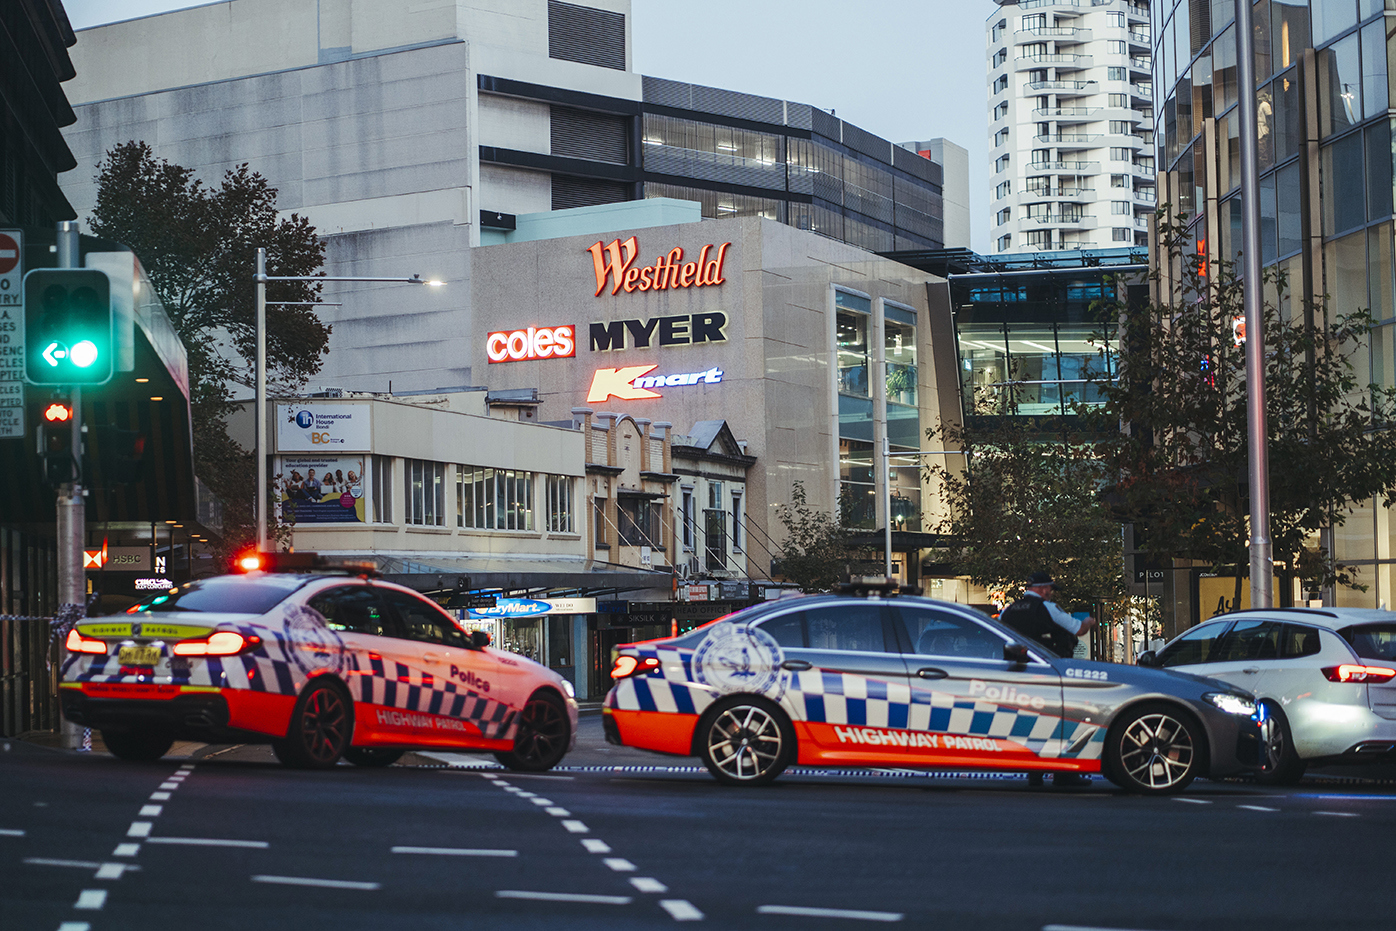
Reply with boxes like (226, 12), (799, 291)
(1085, 214), (1396, 598)
(88, 141), (329, 556)
(774, 482), (869, 592)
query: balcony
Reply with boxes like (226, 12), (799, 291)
(1033, 107), (1102, 121)
(1133, 216), (1149, 229)
(1128, 29), (1151, 46)
(1130, 82), (1152, 99)
(1133, 188), (1156, 203)
(1027, 160), (1101, 174)
(1129, 56), (1152, 71)
(1034, 133), (1102, 149)
(1025, 213), (1098, 230)
(1133, 162), (1156, 177)
(1019, 0), (1082, 9)
(1022, 187), (1098, 204)
(1026, 79), (1098, 96)
(1015, 53), (1094, 71)
(1015, 26), (1093, 43)
(1127, 2), (1149, 20)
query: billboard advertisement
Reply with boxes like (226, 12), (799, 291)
(276, 455), (366, 524)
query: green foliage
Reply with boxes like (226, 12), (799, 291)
(774, 481), (869, 593)
(88, 141), (329, 557)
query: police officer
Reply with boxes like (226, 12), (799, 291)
(1000, 571), (1095, 658)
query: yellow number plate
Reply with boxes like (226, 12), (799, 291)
(118, 646), (161, 666)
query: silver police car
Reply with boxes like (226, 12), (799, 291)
(603, 585), (1264, 794)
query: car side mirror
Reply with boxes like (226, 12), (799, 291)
(1136, 650), (1157, 667)
(471, 630), (491, 649)
(1004, 642), (1032, 665)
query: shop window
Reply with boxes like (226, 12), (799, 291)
(405, 459), (445, 527)
(836, 290), (871, 397)
(370, 455), (393, 523)
(457, 466), (534, 531)
(546, 474), (574, 534)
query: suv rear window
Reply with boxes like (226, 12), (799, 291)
(1340, 624), (1396, 662)
(129, 575), (311, 616)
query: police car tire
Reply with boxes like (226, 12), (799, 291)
(1254, 704), (1306, 786)
(343, 747), (404, 768)
(696, 696), (795, 787)
(275, 680), (353, 770)
(494, 691), (570, 772)
(1103, 702), (1202, 795)
(102, 729), (174, 762)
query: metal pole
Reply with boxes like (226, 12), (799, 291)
(883, 435), (893, 578)
(1235, 0), (1274, 608)
(55, 221), (84, 748)
(255, 248), (268, 551)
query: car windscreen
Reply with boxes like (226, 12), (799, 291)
(128, 575), (311, 615)
(1339, 624), (1396, 662)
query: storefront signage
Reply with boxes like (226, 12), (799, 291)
(586, 365), (723, 403)
(135, 577), (174, 591)
(276, 455), (366, 523)
(588, 313), (726, 351)
(589, 236), (731, 297)
(467, 597), (597, 619)
(84, 547), (153, 572)
(276, 404), (371, 452)
(486, 325), (576, 363)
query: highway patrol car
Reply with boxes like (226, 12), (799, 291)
(60, 568), (577, 770)
(603, 585), (1264, 794)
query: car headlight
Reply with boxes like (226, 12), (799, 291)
(561, 679), (576, 699)
(1204, 691), (1257, 716)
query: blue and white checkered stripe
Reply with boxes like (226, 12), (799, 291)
(356, 652), (517, 740)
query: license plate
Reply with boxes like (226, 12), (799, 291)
(118, 645), (161, 666)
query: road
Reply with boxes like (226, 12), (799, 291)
(3, 712), (1392, 931)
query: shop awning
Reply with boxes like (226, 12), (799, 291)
(358, 553), (675, 594)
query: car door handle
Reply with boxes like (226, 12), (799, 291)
(1242, 667), (1260, 674)
(422, 652), (448, 664)
(916, 667), (948, 680)
(780, 660), (812, 671)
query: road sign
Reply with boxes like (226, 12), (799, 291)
(0, 230), (23, 439)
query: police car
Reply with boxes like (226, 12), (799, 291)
(60, 562), (577, 770)
(602, 582), (1264, 794)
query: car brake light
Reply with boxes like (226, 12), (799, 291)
(65, 628), (108, 655)
(1323, 664), (1396, 684)
(173, 631), (261, 656)
(611, 655), (661, 679)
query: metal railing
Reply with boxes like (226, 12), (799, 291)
(1, 616), (61, 738)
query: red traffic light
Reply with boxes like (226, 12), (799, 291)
(44, 403), (72, 422)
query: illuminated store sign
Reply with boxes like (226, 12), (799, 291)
(486, 325), (576, 363)
(589, 312), (726, 351)
(586, 364), (724, 403)
(588, 236), (731, 296)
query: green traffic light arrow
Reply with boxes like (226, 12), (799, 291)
(42, 341), (67, 366)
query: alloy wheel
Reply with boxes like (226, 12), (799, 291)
(299, 687), (349, 766)
(514, 696), (568, 767)
(1117, 711), (1196, 791)
(706, 704), (785, 782)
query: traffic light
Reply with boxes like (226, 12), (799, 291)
(37, 410), (77, 484)
(22, 269), (113, 386)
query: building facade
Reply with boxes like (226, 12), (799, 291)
(987, 0), (1157, 253)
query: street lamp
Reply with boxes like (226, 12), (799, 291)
(253, 248), (443, 549)
(880, 438), (967, 578)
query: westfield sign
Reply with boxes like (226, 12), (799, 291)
(588, 236), (731, 296)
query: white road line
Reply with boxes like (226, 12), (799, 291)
(1043, 926), (1182, 931)
(24, 858), (102, 869)
(1171, 798), (1211, 804)
(178, 765), (194, 771)
(112, 844), (140, 857)
(660, 899), (705, 921)
(96, 863), (134, 879)
(158, 783), (179, 790)
(149, 792), (171, 801)
(529, 798), (553, 805)
(758, 905), (902, 922)
(57, 922), (91, 931)
(561, 820), (589, 833)
(1238, 805), (1280, 812)
(603, 858), (637, 872)
(0, 828), (24, 836)
(390, 846), (518, 857)
(1315, 811), (1360, 817)
(545, 807), (571, 817)
(496, 890), (632, 904)
(252, 875), (380, 890)
(139, 805), (163, 817)
(146, 837), (270, 849)
(581, 839), (612, 854)
(480, 773), (499, 779)
(74, 890), (107, 910)
(630, 877), (669, 893)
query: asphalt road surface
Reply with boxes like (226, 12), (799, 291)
(3, 712), (1393, 931)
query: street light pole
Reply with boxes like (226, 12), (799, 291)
(881, 444), (967, 578)
(251, 256), (442, 549)
(1235, 0), (1274, 607)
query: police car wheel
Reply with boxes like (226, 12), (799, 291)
(698, 697), (794, 787)
(495, 692), (570, 772)
(1105, 703), (1200, 794)
(1254, 704), (1306, 786)
(276, 680), (352, 769)
(343, 747), (404, 768)
(102, 729), (174, 762)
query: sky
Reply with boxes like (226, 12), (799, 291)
(60, 0), (991, 251)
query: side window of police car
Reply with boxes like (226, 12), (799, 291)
(896, 607), (1006, 661)
(802, 604), (896, 653)
(380, 589), (469, 648)
(308, 586), (391, 637)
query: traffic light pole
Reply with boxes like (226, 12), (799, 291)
(55, 220), (85, 749)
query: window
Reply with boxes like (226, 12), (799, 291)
(619, 496), (657, 547)
(1022, 42), (1047, 58)
(1108, 93), (1129, 108)
(991, 18), (1007, 42)
(803, 604), (891, 653)
(1279, 624), (1321, 659)
(1111, 174), (1128, 187)
(681, 487), (695, 549)
(994, 127), (1010, 147)
(994, 101), (1009, 121)
(758, 612), (806, 648)
(996, 180), (1012, 199)
(885, 312), (918, 408)
(1340, 624), (1396, 661)
(381, 589), (468, 648)
(405, 459), (446, 527)
(457, 466), (534, 531)
(1021, 13), (1045, 31)
(546, 475), (574, 533)
(1155, 621), (1231, 667)
(593, 497), (608, 546)
(730, 491), (743, 552)
(308, 586), (391, 637)
(1318, 32), (1362, 139)
(1109, 147), (1132, 161)
(993, 74), (1009, 94)
(836, 290), (871, 396)
(1211, 620), (1284, 662)
(997, 234), (1013, 251)
(896, 608), (1007, 660)
(1025, 230), (1051, 247)
(1109, 120), (1134, 135)
(1108, 66), (1127, 81)
(993, 47), (1008, 67)
(371, 455), (393, 523)
(997, 207), (1012, 225)
(1112, 200), (1131, 214)
(1107, 40), (1127, 54)
(704, 482), (725, 569)
(1112, 227), (1132, 241)
(995, 154), (1011, 173)
(1107, 11), (1124, 27)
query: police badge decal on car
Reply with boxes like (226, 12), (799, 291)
(692, 621), (785, 699)
(281, 604), (346, 676)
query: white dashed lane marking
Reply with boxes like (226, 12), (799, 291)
(1237, 805), (1279, 812)
(1315, 811), (1360, 817)
(1171, 798), (1211, 805)
(0, 828), (24, 836)
(545, 807), (571, 817)
(73, 889), (107, 910)
(252, 875), (380, 890)
(660, 900), (705, 921)
(603, 858), (637, 872)
(759, 904), (903, 922)
(496, 890), (632, 904)
(25, 858), (103, 869)
(561, 820), (589, 833)
(112, 844), (139, 857)
(149, 791), (171, 801)
(146, 837), (270, 849)
(630, 877), (669, 893)
(581, 839), (612, 854)
(57, 922), (91, 931)
(390, 846), (517, 857)
(95, 863), (136, 879)
(139, 805), (163, 817)
(529, 798), (553, 806)
(158, 782), (179, 790)
(126, 822), (152, 838)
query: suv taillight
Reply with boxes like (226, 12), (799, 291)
(65, 629), (107, 655)
(1322, 664), (1396, 684)
(611, 655), (661, 679)
(172, 631), (261, 657)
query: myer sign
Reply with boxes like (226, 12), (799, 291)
(277, 404), (371, 452)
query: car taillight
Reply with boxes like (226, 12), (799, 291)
(1322, 664), (1396, 684)
(173, 631), (261, 656)
(65, 629), (107, 655)
(611, 655), (661, 679)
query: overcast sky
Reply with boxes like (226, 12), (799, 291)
(60, 0), (990, 251)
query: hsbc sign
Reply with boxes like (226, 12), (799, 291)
(486, 325), (576, 363)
